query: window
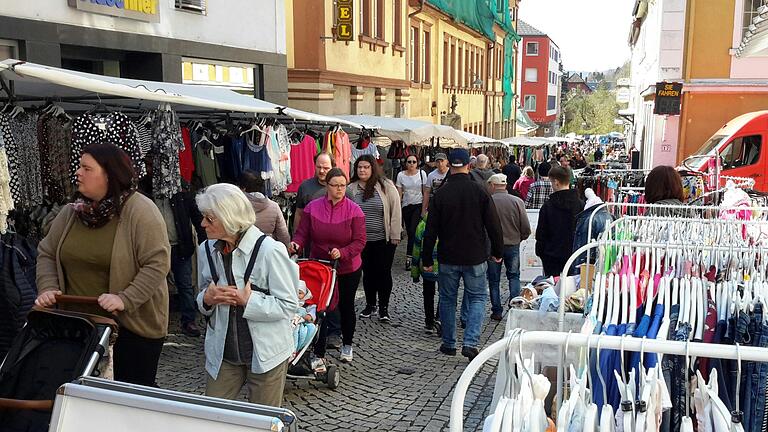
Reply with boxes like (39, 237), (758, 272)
(443, 37), (449, 86)
(360, 0), (371, 36)
(464, 44), (470, 87)
(458, 43), (464, 89)
(410, 26), (419, 82)
(374, 0), (384, 39)
(479, 49), (485, 87)
(497, 44), (504, 79)
(175, 0), (206, 13)
(526, 41), (539, 56)
(524, 95), (537, 111)
(422, 28), (431, 84)
(0, 39), (17, 62)
(722, 135), (762, 168)
(525, 68), (538, 82)
(744, 0), (762, 34)
(470, 45), (475, 87)
(488, 48), (494, 79)
(547, 95), (557, 110)
(450, 40), (456, 86)
(393, 0), (402, 45)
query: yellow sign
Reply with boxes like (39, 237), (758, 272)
(336, 0), (354, 42)
(68, 0), (160, 23)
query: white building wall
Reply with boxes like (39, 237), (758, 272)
(0, 0), (286, 55)
(629, 0), (686, 169)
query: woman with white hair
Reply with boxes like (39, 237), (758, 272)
(196, 183), (299, 407)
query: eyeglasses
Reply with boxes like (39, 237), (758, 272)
(203, 214), (217, 224)
(406, 160), (418, 164)
(328, 183), (347, 189)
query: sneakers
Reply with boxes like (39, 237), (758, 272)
(327, 334), (342, 349)
(462, 346), (480, 361)
(378, 308), (390, 322)
(405, 256), (412, 271)
(425, 323), (435, 334)
(359, 305), (376, 318)
(310, 356), (327, 373)
(340, 345), (354, 363)
(439, 344), (457, 356)
(181, 322), (201, 337)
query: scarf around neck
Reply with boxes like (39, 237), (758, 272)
(72, 189), (135, 228)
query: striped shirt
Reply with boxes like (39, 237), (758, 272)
(350, 187), (386, 242)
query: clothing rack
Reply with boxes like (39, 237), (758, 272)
(584, 202), (768, 266)
(449, 330), (768, 432)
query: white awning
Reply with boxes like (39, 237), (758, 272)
(338, 114), (469, 147)
(501, 136), (553, 147)
(0, 59), (366, 128)
(456, 130), (505, 146)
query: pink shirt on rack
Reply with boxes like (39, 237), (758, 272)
(285, 135), (317, 193)
(335, 130), (351, 178)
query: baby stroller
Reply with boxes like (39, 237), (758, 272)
(287, 259), (340, 389)
(0, 295), (116, 432)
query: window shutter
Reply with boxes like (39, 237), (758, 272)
(175, 0), (206, 13)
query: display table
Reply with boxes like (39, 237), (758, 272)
(504, 309), (584, 367)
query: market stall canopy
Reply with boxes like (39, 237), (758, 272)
(456, 130), (505, 146)
(501, 136), (552, 147)
(0, 59), (366, 128)
(338, 114), (469, 147)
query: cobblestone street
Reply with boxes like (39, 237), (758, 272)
(157, 246), (508, 432)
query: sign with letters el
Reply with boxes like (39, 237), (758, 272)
(336, 0), (354, 42)
(68, 0), (160, 23)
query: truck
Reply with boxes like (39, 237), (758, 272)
(682, 111), (768, 192)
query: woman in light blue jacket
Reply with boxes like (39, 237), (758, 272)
(196, 183), (299, 407)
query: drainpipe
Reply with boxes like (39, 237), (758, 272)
(485, 41), (494, 136)
(408, 0), (425, 18)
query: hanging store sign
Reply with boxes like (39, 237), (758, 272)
(68, 0), (161, 23)
(336, 0), (354, 42)
(654, 81), (682, 115)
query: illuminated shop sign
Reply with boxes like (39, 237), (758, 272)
(67, 0), (160, 23)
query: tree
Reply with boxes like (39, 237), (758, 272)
(561, 88), (622, 135)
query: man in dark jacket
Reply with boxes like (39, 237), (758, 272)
(502, 157), (522, 195)
(535, 165), (584, 277)
(422, 148), (504, 360)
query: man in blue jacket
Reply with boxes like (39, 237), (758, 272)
(422, 149), (504, 361)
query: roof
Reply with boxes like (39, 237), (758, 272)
(567, 73), (587, 84)
(517, 20), (546, 36)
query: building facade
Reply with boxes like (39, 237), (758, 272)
(0, 0), (287, 103)
(286, 0), (519, 139)
(566, 73), (592, 94)
(627, 0), (768, 168)
(517, 20), (562, 137)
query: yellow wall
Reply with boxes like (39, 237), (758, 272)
(286, 0), (295, 69)
(685, 0), (733, 79)
(321, 1), (407, 80)
(678, 92), (768, 161)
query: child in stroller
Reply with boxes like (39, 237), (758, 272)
(292, 281), (318, 356)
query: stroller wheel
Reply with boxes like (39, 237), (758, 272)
(327, 365), (340, 390)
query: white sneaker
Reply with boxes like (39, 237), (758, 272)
(340, 344), (353, 363)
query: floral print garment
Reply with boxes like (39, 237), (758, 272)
(151, 109), (183, 199)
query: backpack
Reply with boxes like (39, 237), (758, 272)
(0, 235), (38, 359)
(204, 235), (270, 295)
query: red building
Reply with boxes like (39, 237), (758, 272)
(517, 20), (562, 137)
(566, 73), (592, 94)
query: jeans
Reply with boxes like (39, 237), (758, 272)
(314, 269), (362, 357)
(402, 204), (421, 256)
(486, 245), (521, 315)
(361, 240), (397, 311)
(748, 303), (768, 432)
(171, 246), (196, 325)
(438, 262), (488, 349)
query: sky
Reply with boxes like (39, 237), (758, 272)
(518, 0), (635, 72)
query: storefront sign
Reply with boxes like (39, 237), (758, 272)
(336, 0), (354, 41)
(654, 81), (682, 115)
(68, 0), (161, 23)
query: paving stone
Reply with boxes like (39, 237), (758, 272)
(157, 245), (510, 431)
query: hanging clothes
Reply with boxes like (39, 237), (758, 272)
(38, 114), (74, 204)
(285, 134), (316, 193)
(0, 113), (20, 207)
(334, 129), (351, 178)
(179, 126), (195, 183)
(150, 109), (184, 199)
(9, 113), (43, 208)
(192, 134), (219, 188)
(69, 112), (146, 182)
(0, 133), (13, 234)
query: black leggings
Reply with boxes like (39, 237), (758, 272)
(402, 204), (422, 256)
(113, 327), (165, 387)
(423, 279), (437, 326)
(361, 240), (397, 310)
(315, 268), (362, 357)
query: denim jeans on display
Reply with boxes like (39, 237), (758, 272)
(486, 245), (521, 315)
(171, 246), (196, 325)
(659, 304), (680, 432)
(438, 262), (488, 349)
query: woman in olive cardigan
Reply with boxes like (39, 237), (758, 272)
(36, 144), (171, 387)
